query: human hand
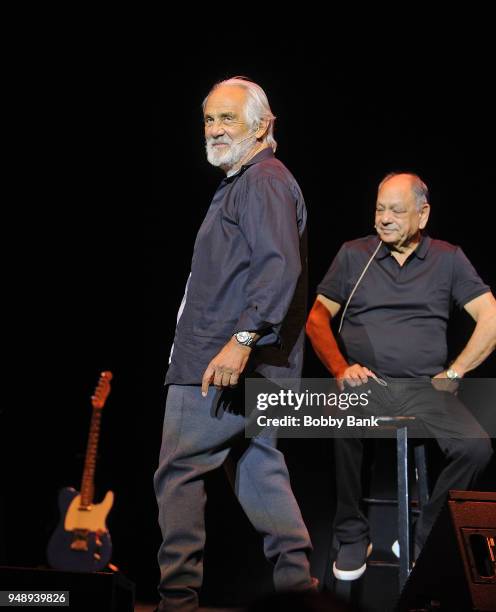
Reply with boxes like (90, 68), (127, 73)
(431, 371), (459, 394)
(336, 364), (375, 391)
(201, 338), (251, 397)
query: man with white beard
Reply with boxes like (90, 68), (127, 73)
(154, 77), (315, 611)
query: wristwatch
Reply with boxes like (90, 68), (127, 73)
(233, 331), (255, 347)
(446, 368), (461, 380)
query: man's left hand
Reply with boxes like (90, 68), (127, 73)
(201, 338), (252, 397)
(431, 371), (460, 394)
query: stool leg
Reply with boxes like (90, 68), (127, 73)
(397, 426), (410, 591)
(414, 444), (429, 510)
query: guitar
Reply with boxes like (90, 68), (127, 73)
(47, 371), (114, 572)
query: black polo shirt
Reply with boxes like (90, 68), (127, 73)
(317, 235), (490, 378)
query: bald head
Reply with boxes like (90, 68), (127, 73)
(375, 173), (430, 253)
(378, 173), (429, 211)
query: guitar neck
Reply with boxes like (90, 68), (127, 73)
(80, 408), (102, 507)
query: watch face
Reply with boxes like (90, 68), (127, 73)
(236, 332), (251, 343)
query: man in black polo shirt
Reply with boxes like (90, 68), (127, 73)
(306, 172), (496, 581)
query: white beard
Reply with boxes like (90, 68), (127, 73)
(205, 134), (258, 172)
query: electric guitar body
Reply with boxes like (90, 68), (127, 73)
(46, 371), (114, 572)
(47, 487), (114, 571)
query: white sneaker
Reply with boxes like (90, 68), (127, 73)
(333, 540), (373, 581)
(392, 540), (400, 558)
(391, 539), (419, 564)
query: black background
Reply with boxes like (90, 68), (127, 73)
(2, 48), (494, 605)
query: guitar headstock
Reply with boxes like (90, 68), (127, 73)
(91, 371), (113, 410)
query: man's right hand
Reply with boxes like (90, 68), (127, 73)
(336, 364), (375, 391)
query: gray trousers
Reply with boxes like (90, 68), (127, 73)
(153, 384), (313, 611)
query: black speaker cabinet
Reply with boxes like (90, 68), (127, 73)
(397, 490), (496, 611)
(0, 565), (135, 611)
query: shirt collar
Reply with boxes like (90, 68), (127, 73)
(241, 146), (274, 168)
(222, 147), (274, 183)
(376, 233), (431, 260)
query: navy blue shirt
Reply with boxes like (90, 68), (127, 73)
(317, 235), (490, 378)
(166, 148), (308, 385)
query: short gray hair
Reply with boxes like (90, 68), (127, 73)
(379, 172), (429, 211)
(203, 76), (277, 152)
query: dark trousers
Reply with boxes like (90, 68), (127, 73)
(153, 384), (313, 612)
(333, 378), (493, 549)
